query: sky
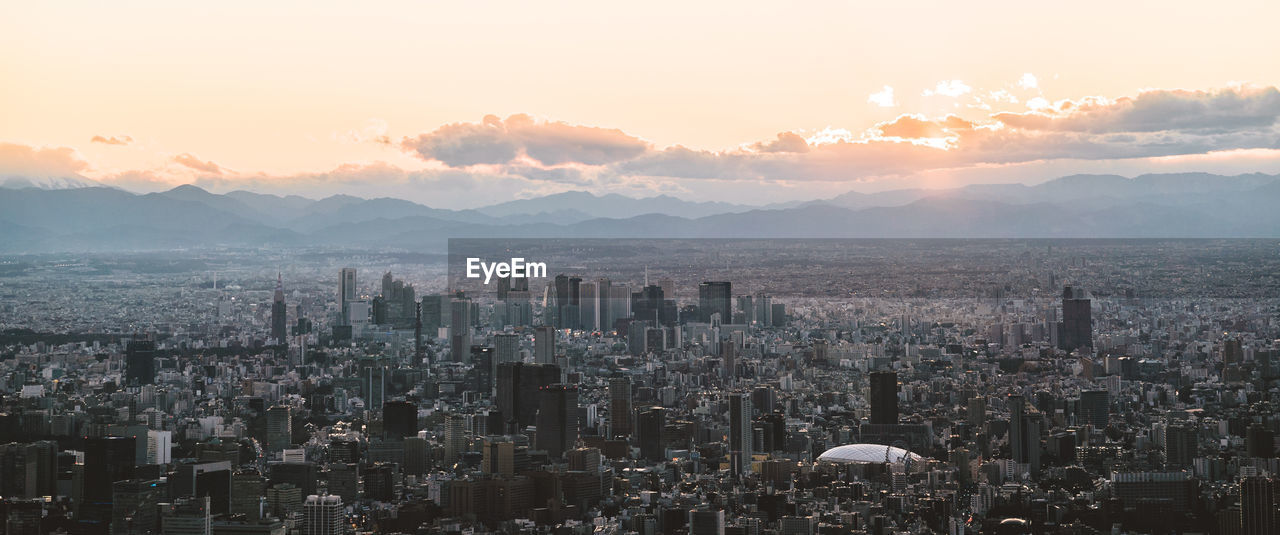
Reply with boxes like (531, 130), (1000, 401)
(3, 0), (1280, 207)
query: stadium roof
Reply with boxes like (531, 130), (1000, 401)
(817, 444), (923, 464)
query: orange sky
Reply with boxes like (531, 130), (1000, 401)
(3, 1), (1280, 206)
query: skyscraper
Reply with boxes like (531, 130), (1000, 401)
(443, 414), (468, 463)
(609, 376), (633, 438)
(266, 405), (292, 452)
(125, 339), (156, 387)
(1058, 286), (1092, 351)
(729, 393), (753, 475)
(1079, 390), (1109, 428)
(494, 333), (519, 364)
(536, 384), (579, 459)
(869, 371), (898, 425)
(450, 296), (472, 362)
(271, 273), (287, 344)
(382, 400), (417, 439)
(83, 436), (137, 527)
(496, 362), (561, 431)
(1164, 422), (1198, 467)
(699, 282), (732, 324)
(472, 345), (495, 394)
(1241, 476), (1276, 535)
(637, 406), (666, 461)
(338, 268), (356, 326)
(534, 325), (556, 364)
(303, 494), (344, 535)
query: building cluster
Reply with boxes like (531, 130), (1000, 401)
(0, 244), (1279, 535)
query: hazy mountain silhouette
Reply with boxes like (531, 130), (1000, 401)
(1, 172), (1278, 251)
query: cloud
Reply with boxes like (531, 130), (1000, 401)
(173, 153), (224, 175)
(923, 80), (971, 97)
(868, 85), (896, 107)
(402, 114), (649, 167)
(0, 143), (90, 177)
(90, 135), (133, 146)
(750, 132), (810, 153)
(993, 86), (1280, 134)
(1017, 73), (1038, 89)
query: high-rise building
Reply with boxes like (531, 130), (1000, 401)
(125, 339), (157, 387)
(1164, 423), (1198, 467)
(637, 407), (666, 461)
(443, 414), (468, 464)
(302, 494), (343, 535)
(1241, 476), (1277, 535)
(1079, 390), (1109, 428)
(450, 297), (472, 362)
(496, 362), (561, 430)
(729, 393), (753, 475)
(266, 406), (292, 453)
(338, 268), (356, 326)
(382, 400), (417, 439)
(229, 470), (266, 520)
(271, 274), (287, 344)
(472, 345), (495, 394)
(111, 478), (163, 535)
(1058, 286), (1092, 351)
(536, 384), (579, 459)
(688, 509), (726, 535)
(699, 282), (732, 324)
(1246, 423), (1275, 458)
(869, 371), (898, 425)
(161, 496), (211, 535)
(609, 377), (633, 438)
(534, 325), (556, 364)
(495, 333), (519, 364)
(580, 281), (598, 331)
(83, 436), (137, 526)
(967, 397), (986, 428)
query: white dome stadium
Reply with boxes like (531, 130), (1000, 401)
(817, 444), (923, 465)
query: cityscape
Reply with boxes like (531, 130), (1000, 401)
(4, 2), (1280, 534)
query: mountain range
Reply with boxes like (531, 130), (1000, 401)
(1, 172), (1278, 252)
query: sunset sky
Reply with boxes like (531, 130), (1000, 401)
(3, 1), (1280, 207)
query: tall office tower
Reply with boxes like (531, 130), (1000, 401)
(125, 339), (157, 387)
(382, 401), (417, 439)
(481, 439), (516, 476)
(967, 397), (987, 427)
(1164, 423), (1198, 467)
(413, 302), (424, 364)
(608, 284), (631, 329)
(632, 284), (663, 325)
(422, 295), (442, 334)
(609, 377), (633, 438)
(161, 496), (211, 535)
(1224, 338), (1244, 364)
(688, 509), (726, 535)
(83, 436), (137, 526)
(1009, 394), (1026, 463)
(579, 281), (598, 331)
(1079, 390), (1109, 428)
(566, 276), (582, 330)
(443, 414), (468, 463)
(637, 407), (666, 461)
(494, 333), (519, 364)
(271, 273), (287, 344)
(472, 346), (495, 394)
(266, 405), (292, 452)
(450, 297), (473, 362)
(729, 393), (753, 475)
(1247, 423), (1275, 458)
(496, 362), (562, 430)
(536, 384), (579, 459)
(230, 470), (266, 520)
(869, 371), (899, 425)
(721, 340), (737, 382)
(1057, 286), (1092, 351)
(699, 282), (732, 324)
(112, 478), (164, 534)
(147, 430), (173, 465)
(534, 325), (556, 364)
(338, 268), (356, 325)
(737, 295), (755, 324)
(596, 278), (611, 332)
(755, 294), (773, 326)
(1242, 477), (1277, 535)
(303, 494), (344, 535)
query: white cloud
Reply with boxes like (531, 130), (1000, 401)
(1017, 73), (1039, 89)
(1026, 97), (1052, 110)
(867, 85), (896, 107)
(923, 80), (972, 97)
